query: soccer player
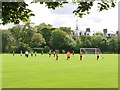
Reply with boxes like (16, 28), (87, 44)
(56, 50), (58, 60)
(67, 51), (70, 60)
(25, 50), (29, 58)
(62, 50), (65, 54)
(53, 51), (56, 57)
(31, 50), (33, 57)
(72, 50), (74, 55)
(13, 51), (14, 56)
(96, 52), (99, 60)
(41, 51), (43, 55)
(20, 50), (22, 56)
(35, 51), (37, 57)
(80, 52), (83, 60)
(49, 50), (51, 57)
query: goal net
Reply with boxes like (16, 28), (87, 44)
(80, 48), (101, 54)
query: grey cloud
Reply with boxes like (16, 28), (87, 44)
(52, 15), (75, 28)
(50, 3), (77, 15)
(91, 16), (103, 23)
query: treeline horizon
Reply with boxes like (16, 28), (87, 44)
(1, 22), (120, 54)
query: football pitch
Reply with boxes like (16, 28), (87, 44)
(2, 54), (118, 88)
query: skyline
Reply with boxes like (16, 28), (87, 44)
(0, 1), (118, 32)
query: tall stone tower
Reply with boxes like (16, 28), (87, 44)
(74, 20), (80, 36)
(76, 20), (79, 31)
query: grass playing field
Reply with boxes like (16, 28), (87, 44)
(2, 54), (118, 88)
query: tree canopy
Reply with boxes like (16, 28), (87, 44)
(1, 23), (119, 53)
(2, 2), (35, 25)
(1, 0), (116, 25)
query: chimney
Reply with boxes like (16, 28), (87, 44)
(116, 31), (118, 34)
(103, 29), (107, 34)
(86, 28), (90, 32)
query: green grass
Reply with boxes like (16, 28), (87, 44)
(2, 54), (118, 88)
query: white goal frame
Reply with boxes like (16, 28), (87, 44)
(80, 48), (101, 54)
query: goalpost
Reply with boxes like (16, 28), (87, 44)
(80, 48), (104, 59)
(80, 48), (103, 59)
(80, 48), (101, 54)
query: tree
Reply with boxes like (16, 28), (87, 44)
(2, 2), (34, 25)
(10, 22), (36, 45)
(10, 25), (22, 40)
(43, 46), (50, 53)
(91, 35), (102, 47)
(108, 36), (118, 53)
(95, 32), (104, 36)
(59, 27), (73, 35)
(7, 22), (38, 52)
(51, 29), (76, 50)
(36, 23), (54, 46)
(20, 22), (36, 45)
(2, 30), (16, 52)
(30, 33), (46, 47)
(100, 38), (109, 53)
(72, 1), (116, 18)
(118, 37), (120, 53)
(18, 42), (30, 52)
(1, 1), (116, 25)
(73, 36), (82, 52)
(80, 35), (92, 48)
(91, 34), (109, 53)
(35, 23), (53, 31)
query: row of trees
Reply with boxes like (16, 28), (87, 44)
(1, 22), (120, 53)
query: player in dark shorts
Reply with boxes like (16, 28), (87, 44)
(56, 51), (58, 60)
(31, 50), (33, 57)
(80, 52), (83, 60)
(20, 50), (22, 56)
(72, 50), (74, 55)
(35, 51), (37, 57)
(13, 51), (15, 56)
(25, 51), (29, 58)
(49, 50), (51, 57)
(41, 51), (43, 55)
(67, 51), (70, 60)
(96, 52), (99, 60)
(53, 51), (56, 57)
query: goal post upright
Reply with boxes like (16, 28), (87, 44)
(95, 48), (97, 54)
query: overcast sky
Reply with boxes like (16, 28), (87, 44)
(0, 1), (118, 33)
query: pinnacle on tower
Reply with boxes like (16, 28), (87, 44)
(76, 19), (79, 30)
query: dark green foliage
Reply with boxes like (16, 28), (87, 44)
(108, 36), (118, 53)
(2, 30), (16, 53)
(17, 42), (30, 53)
(98, 1), (116, 11)
(30, 33), (46, 48)
(43, 46), (50, 53)
(44, 2), (65, 10)
(73, 2), (93, 18)
(118, 37), (120, 53)
(51, 29), (76, 51)
(2, 2), (34, 25)
(59, 27), (73, 35)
